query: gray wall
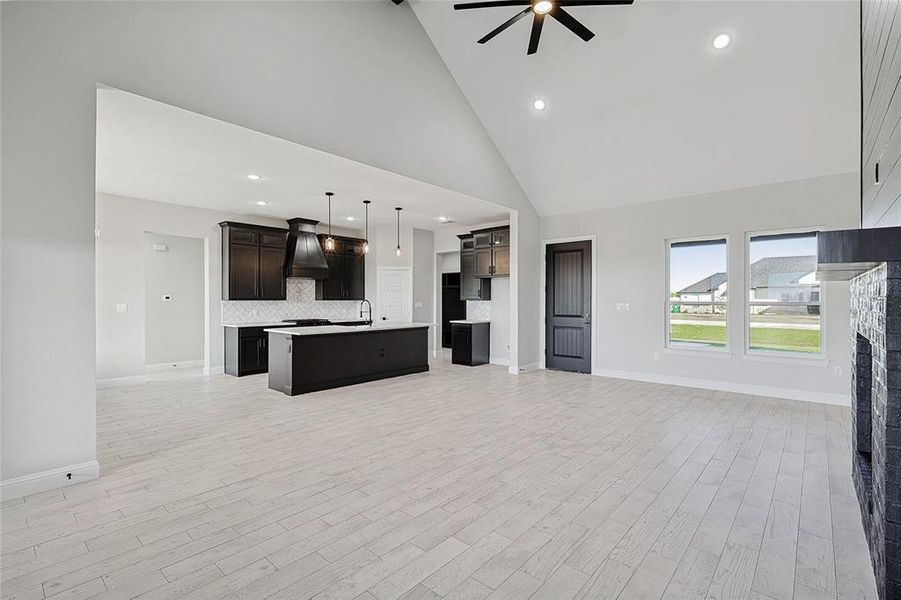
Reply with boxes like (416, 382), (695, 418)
(144, 232), (204, 367)
(862, 0), (901, 228)
(541, 172), (859, 404)
(1, 1), (538, 485)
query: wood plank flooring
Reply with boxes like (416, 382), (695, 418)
(0, 356), (878, 599)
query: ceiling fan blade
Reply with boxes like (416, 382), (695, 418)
(527, 13), (545, 55)
(454, 1), (530, 10)
(557, 0), (633, 5)
(550, 6), (595, 42)
(478, 7), (531, 44)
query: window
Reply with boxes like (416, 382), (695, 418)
(747, 231), (820, 354)
(667, 238), (728, 349)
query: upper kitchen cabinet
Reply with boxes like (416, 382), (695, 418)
(315, 235), (366, 300)
(220, 222), (288, 301)
(459, 234), (491, 301)
(471, 226), (510, 278)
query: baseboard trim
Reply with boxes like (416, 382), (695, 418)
(146, 360), (204, 372)
(1, 460), (100, 500)
(96, 374), (147, 388)
(490, 356), (510, 367)
(591, 368), (849, 406)
(202, 366), (225, 376)
(511, 362), (540, 375)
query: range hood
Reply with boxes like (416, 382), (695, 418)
(285, 218), (329, 279)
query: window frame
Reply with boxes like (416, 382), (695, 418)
(744, 228), (824, 359)
(665, 234), (731, 353)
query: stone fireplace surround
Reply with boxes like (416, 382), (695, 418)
(821, 226), (901, 600)
(850, 262), (901, 600)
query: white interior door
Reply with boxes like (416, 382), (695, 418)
(378, 268), (412, 323)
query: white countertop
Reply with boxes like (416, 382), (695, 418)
(223, 321), (295, 328)
(265, 322), (435, 336)
(449, 320), (490, 324)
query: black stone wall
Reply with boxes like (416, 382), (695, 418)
(851, 261), (901, 600)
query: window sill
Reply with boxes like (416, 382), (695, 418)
(741, 352), (829, 367)
(664, 347), (733, 360)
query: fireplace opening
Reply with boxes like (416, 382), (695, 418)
(855, 332), (874, 514)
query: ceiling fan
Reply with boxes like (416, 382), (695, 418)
(454, 0), (633, 55)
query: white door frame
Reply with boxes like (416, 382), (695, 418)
(377, 266), (413, 322)
(539, 235), (598, 372)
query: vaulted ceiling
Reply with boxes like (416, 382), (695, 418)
(410, 0), (859, 216)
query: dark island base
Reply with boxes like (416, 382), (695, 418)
(268, 326), (430, 396)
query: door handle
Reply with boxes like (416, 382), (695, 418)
(584, 314), (592, 324)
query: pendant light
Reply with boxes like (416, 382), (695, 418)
(362, 200), (371, 254)
(394, 207), (403, 257)
(324, 192), (335, 251)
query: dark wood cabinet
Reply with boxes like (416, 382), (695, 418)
(267, 326), (429, 395)
(220, 222), (288, 301)
(471, 226), (510, 279)
(315, 234), (366, 300)
(459, 235), (491, 301)
(474, 247), (493, 278)
(225, 325), (293, 376)
(451, 321), (490, 366)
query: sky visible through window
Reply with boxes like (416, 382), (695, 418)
(670, 235), (817, 293)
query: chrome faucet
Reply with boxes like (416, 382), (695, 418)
(360, 299), (372, 325)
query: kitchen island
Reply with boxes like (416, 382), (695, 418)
(265, 322), (431, 395)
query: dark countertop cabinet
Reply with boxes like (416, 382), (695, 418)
(220, 222), (288, 301)
(315, 235), (366, 300)
(451, 321), (490, 366)
(224, 324), (295, 376)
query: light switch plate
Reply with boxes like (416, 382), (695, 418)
(116, 303), (128, 313)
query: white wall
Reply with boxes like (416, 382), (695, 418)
(412, 229), (436, 349)
(144, 232), (204, 367)
(1, 1), (538, 491)
(96, 193), (286, 381)
(540, 172), (859, 404)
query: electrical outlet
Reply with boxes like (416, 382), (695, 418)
(616, 302), (631, 311)
(161, 294), (172, 302)
(653, 351), (660, 360)
(834, 366), (843, 377)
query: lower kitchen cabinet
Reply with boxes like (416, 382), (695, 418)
(225, 325), (292, 376)
(451, 321), (490, 366)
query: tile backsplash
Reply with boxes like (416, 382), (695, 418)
(222, 278), (360, 324)
(466, 301), (491, 321)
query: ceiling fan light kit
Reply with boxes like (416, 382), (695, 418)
(453, 0), (634, 55)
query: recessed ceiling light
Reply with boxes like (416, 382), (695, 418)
(346, 216), (355, 221)
(438, 216), (448, 222)
(255, 200), (268, 206)
(533, 99), (547, 111)
(712, 33), (731, 50)
(247, 174), (262, 181)
(533, 0), (553, 15)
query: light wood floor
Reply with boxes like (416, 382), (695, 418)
(1, 356), (878, 600)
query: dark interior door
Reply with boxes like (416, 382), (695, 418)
(546, 241), (592, 373)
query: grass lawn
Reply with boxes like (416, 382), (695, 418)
(670, 324), (820, 353)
